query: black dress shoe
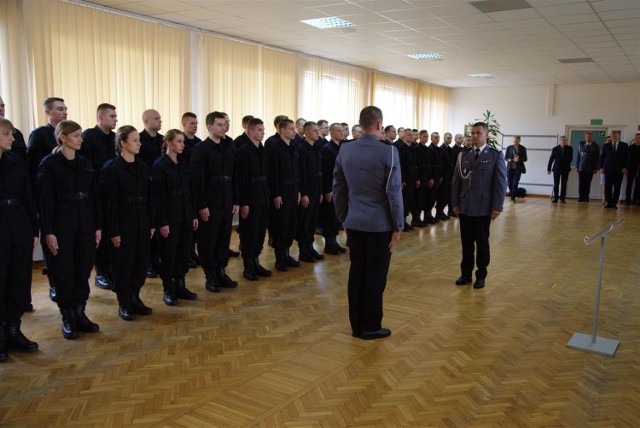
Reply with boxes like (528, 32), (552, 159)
(473, 278), (485, 289)
(455, 276), (472, 286)
(217, 269), (239, 288)
(352, 331), (361, 338)
(561, 199), (566, 204)
(404, 224), (414, 231)
(163, 292), (178, 306)
(324, 245), (340, 255)
(360, 328), (391, 340)
(146, 264), (158, 278)
(309, 247), (325, 260)
(131, 295), (152, 315)
(552, 198), (558, 203)
(118, 305), (136, 321)
(336, 243), (347, 254)
(228, 249), (240, 258)
(285, 255), (301, 267)
(298, 252), (315, 263)
(95, 274), (113, 290)
(410, 220), (424, 228)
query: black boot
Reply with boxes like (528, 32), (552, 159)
(132, 293), (153, 315)
(217, 268), (238, 288)
(298, 245), (316, 263)
(253, 257), (272, 277)
(275, 248), (288, 271)
(285, 248), (301, 267)
(162, 277), (178, 306)
(74, 303), (100, 333)
(60, 307), (79, 339)
(95, 268), (113, 290)
(309, 244), (325, 260)
(205, 269), (221, 292)
(118, 294), (136, 321)
(324, 237), (340, 255)
(0, 322), (8, 362)
(243, 258), (258, 281)
(174, 278), (198, 300)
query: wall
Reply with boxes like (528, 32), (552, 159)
(449, 82), (640, 197)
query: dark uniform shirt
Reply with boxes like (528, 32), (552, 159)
(264, 133), (280, 149)
(151, 154), (196, 227)
(427, 143), (443, 180)
(413, 143), (432, 181)
(320, 140), (340, 195)
(80, 125), (116, 171)
(0, 151), (38, 243)
(27, 124), (57, 185)
(190, 137), (236, 211)
(37, 152), (101, 235)
(234, 141), (269, 207)
(10, 128), (27, 161)
(451, 144), (464, 167)
(182, 135), (202, 162)
(298, 140), (323, 198)
(439, 144), (453, 178)
(100, 156), (152, 237)
(138, 129), (164, 169)
(267, 137), (300, 199)
(398, 143), (417, 185)
(233, 132), (251, 151)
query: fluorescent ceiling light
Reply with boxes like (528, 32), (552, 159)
(468, 73), (495, 78)
(470, 0), (531, 13)
(559, 58), (594, 64)
(301, 17), (354, 29)
(408, 53), (443, 60)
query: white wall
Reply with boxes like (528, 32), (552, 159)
(449, 82), (640, 197)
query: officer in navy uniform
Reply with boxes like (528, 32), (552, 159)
(547, 136), (573, 203)
(398, 128), (418, 230)
(576, 131), (600, 202)
(191, 112), (239, 292)
(0, 118), (39, 361)
(37, 120), (102, 339)
(425, 133), (443, 224)
(100, 125), (154, 321)
(452, 122), (507, 289)
(320, 124), (345, 255)
(234, 118), (272, 281)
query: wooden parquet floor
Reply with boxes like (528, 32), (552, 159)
(1, 198), (639, 427)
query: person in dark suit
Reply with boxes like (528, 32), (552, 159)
(625, 132), (640, 205)
(504, 135), (527, 203)
(100, 125), (154, 321)
(425, 133), (443, 224)
(576, 131), (600, 202)
(0, 118), (39, 361)
(452, 122), (507, 289)
(411, 130), (431, 227)
(181, 112), (202, 162)
(398, 128), (418, 230)
(0, 97), (27, 161)
(333, 106), (403, 341)
(151, 130), (199, 306)
(547, 136), (573, 203)
(599, 131), (629, 209)
(37, 120), (102, 339)
(436, 132), (453, 220)
(320, 125), (345, 255)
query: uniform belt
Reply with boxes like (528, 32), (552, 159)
(120, 195), (147, 204)
(209, 175), (232, 182)
(169, 188), (191, 196)
(249, 176), (266, 183)
(58, 192), (88, 201)
(0, 197), (21, 208)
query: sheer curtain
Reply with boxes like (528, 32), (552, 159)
(416, 83), (449, 134)
(371, 72), (418, 129)
(261, 48), (298, 133)
(21, 0), (191, 131)
(298, 57), (370, 126)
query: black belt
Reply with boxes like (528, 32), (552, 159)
(0, 197), (21, 208)
(120, 196), (147, 204)
(208, 175), (232, 182)
(58, 192), (88, 201)
(249, 176), (266, 183)
(170, 189), (191, 196)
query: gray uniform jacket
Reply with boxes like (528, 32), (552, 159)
(452, 145), (507, 217)
(333, 134), (404, 232)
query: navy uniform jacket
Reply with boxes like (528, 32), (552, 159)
(37, 152), (102, 234)
(320, 140), (340, 195)
(27, 124), (57, 185)
(427, 143), (443, 180)
(333, 135), (404, 233)
(151, 154), (196, 228)
(0, 151), (39, 243)
(190, 137), (236, 211)
(234, 141), (269, 207)
(80, 125), (116, 171)
(267, 137), (300, 199)
(439, 144), (453, 177)
(452, 146), (507, 217)
(398, 142), (417, 185)
(298, 140), (323, 198)
(99, 156), (151, 237)
(138, 129), (163, 169)
(599, 141), (629, 174)
(413, 143), (431, 181)
(576, 141), (600, 172)
(547, 145), (573, 173)
(233, 133), (251, 151)
(10, 128), (27, 161)
(182, 135), (202, 162)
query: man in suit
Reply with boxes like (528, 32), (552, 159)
(547, 136), (573, 203)
(625, 132), (640, 205)
(599, 131), (629, 209)
(333, 106), (403, 340)
(452, 122), (507, 289)
(504, 135), (527, 203)
(576, 130), (600, 202)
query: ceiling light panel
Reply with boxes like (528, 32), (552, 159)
(301, 17), (354, 29)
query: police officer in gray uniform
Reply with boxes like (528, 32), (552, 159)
(452, 122), (507, 289)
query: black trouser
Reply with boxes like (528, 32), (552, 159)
(197, 207), (232, 270)
(346, 230), (393, 334)
(270, 195), (297, 250)
(296, 194), (320, 247)
(604, 172), (624, 206)
(625, 164), (638, 201)
(49, 230), (95, 308)
(402, 184), (414, 222)
(159, 221), (192, 280)
(240, 204), (268, 259)
(322, 199), (339, 239)
(436, 174), (452, 212)
(0, 236), (32, 320)
(458, 214), (491, 280)
(95, 235), (111, 277)
(553, 170), (570, 200)
(110, 229), (148, 304)
(508, 169), (522, 201)
(578, 171), (594, 200)
(426, 180), (440, 216)
(412, 180), (427, 220)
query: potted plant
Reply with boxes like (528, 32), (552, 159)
(466, 110), (501, 149)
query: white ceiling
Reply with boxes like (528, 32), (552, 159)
(79, 0), (640, 88)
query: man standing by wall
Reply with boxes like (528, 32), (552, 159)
(333, 106), (403, 341)
(452, 122), (507, 289)
(547, 136), (573, 203)
(576, 131), (600, 202)
(599, 131), (629, 209)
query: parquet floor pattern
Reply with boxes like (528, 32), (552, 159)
(1, 198), (638, 426)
